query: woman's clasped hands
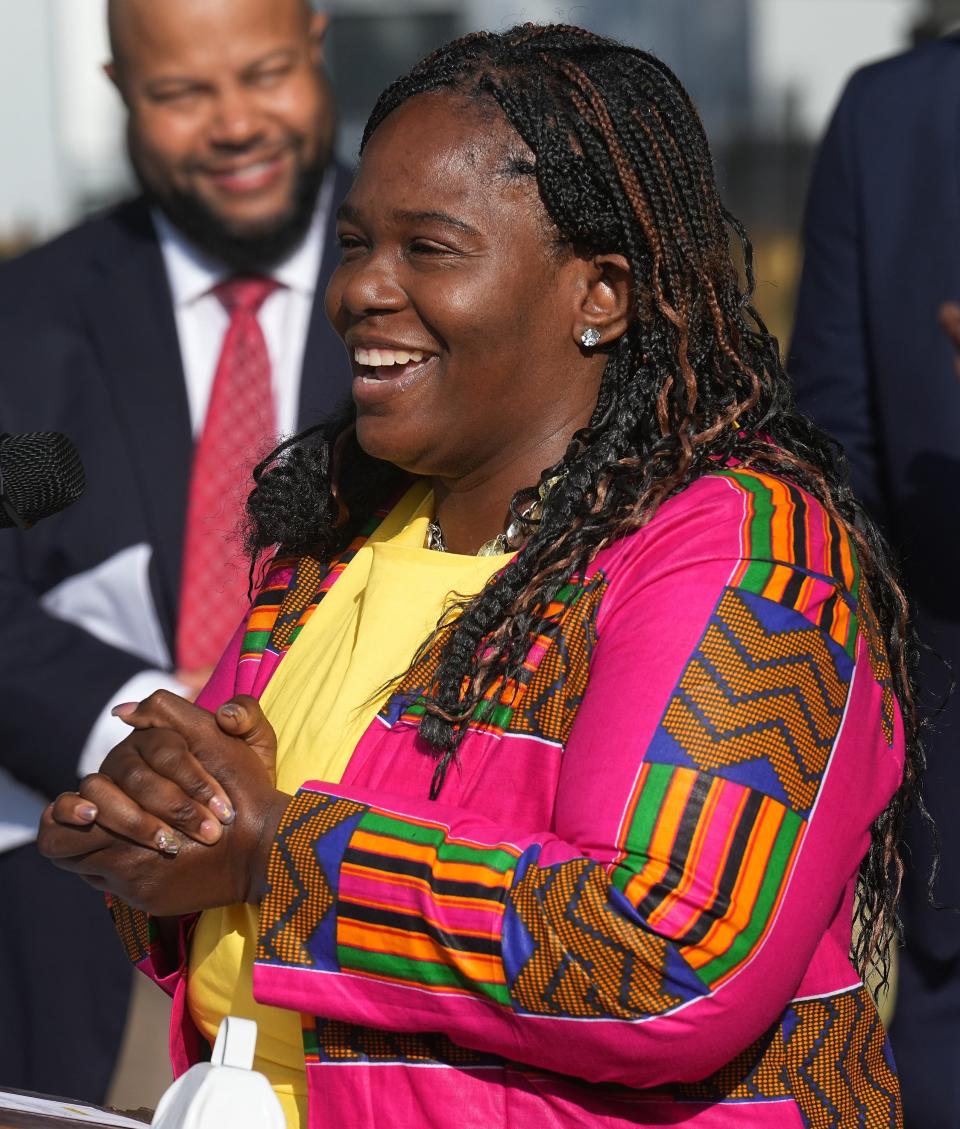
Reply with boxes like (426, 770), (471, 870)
(37, 692), (292, 918)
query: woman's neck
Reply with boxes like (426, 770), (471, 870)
(429, 430), (572, 555)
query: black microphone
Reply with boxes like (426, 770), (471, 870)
(0, 432), (85, 530)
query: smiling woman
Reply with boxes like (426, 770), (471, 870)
(39, 23), (916, 1129)
(326, 92), (622, 526)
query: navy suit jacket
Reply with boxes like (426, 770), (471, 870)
(0, 165), (353, 799)
(789, 38), (960, 958)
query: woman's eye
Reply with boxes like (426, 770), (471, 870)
(337, 234), (365, 253)
(409, 240), (452, 256)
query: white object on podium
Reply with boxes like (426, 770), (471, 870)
(150, 1017), (285, 1129)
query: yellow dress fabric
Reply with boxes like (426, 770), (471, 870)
(187, 482), (512, 1128)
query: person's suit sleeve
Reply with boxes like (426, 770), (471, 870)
(0, 276), (156, 798)
(788, 72), (889, 525)
(0, 506), (154, 798)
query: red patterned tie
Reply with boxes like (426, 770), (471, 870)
(176, 275), (280, 671)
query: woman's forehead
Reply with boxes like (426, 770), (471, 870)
(365, 93), (527, 177)
(348, 93), (538, 219)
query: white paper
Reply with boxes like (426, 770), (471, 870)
(40, 542), (171, 668)
(0, 1089), (148, 1126)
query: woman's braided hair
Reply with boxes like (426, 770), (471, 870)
(248, 23), (926, 984)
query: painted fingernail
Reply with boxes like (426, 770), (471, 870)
(76, 804), (98, 823)
(218, 703), (241, 720)
(209, 796), (235, 824)
(199, 819), (221, 843)
(156, 831), (180, 856)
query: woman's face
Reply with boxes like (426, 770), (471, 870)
(325, 93), (606, 484)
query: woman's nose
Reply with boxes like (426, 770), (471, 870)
(337, 255), (408, 317)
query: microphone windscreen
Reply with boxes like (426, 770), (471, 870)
(0, 431), (86, 529)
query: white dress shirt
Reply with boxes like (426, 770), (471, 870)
(0, 172), (336, 852)
(157, 168), (334, 439)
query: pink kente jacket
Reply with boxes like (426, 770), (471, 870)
(110, 467), (904, 1128)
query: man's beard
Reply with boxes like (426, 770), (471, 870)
(135, 149), (327, 274)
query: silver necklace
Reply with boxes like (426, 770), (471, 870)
(425, 475), (562, 556)
(425, 519), (449, 553)
(425, 519), (514, 556)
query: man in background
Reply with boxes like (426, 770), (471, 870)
(0, 0), (351, 1101)
(790, 32), (960, 1128)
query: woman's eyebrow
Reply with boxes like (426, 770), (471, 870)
(336, 203), (362, 225)
(392, 209), (481, 236)
(335, 202), (479, 237)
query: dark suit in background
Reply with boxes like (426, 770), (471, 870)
(789, 37), (960, 1128)
(0, 169), (352, 1100)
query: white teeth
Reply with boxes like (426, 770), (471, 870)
(353, 347), (428, 367)
(222, 160), (272, 181)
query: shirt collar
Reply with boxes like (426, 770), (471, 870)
(153, 164), (337, 308)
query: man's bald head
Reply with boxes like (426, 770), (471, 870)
(108, 0), (315, 78)
(104, 0), (335, 271)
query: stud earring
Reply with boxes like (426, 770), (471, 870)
(580, 327), (601, 348)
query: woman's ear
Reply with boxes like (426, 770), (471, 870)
(573, 253), (632, 350)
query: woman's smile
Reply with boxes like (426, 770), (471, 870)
(351, 351), (440, 406)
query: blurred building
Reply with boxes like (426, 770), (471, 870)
(325, 0), (753, 162)
(0, 0), (931, 338)
(0, 0), (127, 253)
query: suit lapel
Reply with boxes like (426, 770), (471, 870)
(79, 200), (192, 646)
(74, 171), (355, 648)
(297, 163), (355, 430)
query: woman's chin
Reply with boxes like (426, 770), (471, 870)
(354, 416), (432, 474)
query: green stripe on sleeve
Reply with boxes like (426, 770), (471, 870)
(338, 944), (511, 1006)
(611, 762), (675, 894)
(358, 810), (447, 848)
(695, 807), (804, 986)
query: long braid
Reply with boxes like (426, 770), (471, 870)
(247, 23), (926, 988)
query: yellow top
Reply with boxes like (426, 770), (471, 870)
(187, 482), (512, 1128)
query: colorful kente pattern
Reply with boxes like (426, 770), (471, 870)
(857, 590), (896, 748)
(645, 586), (854, 818)
(263, 791), (709, 1020)
(718, 468), (861, 656)
(243, 469), (903, 1121)
(336, 806), (519, 1003)
(240, 512), (385, 664)
(609, 762), (803, 991)
(505, 854), (702, 1017)
(674, 984), (902, 1128)
(603, 470), (862, 993)
(784, 986), (901, 1128)
(379, 573), (606, 747)
(259, 469), (891, 1021)
(259, 791), (366, 967)
(306, 1018), (498, 1067)
(260, 791), (521, 1000)
(107, 892), (154, 966)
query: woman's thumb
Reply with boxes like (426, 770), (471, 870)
(216, 695), (277, 780)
